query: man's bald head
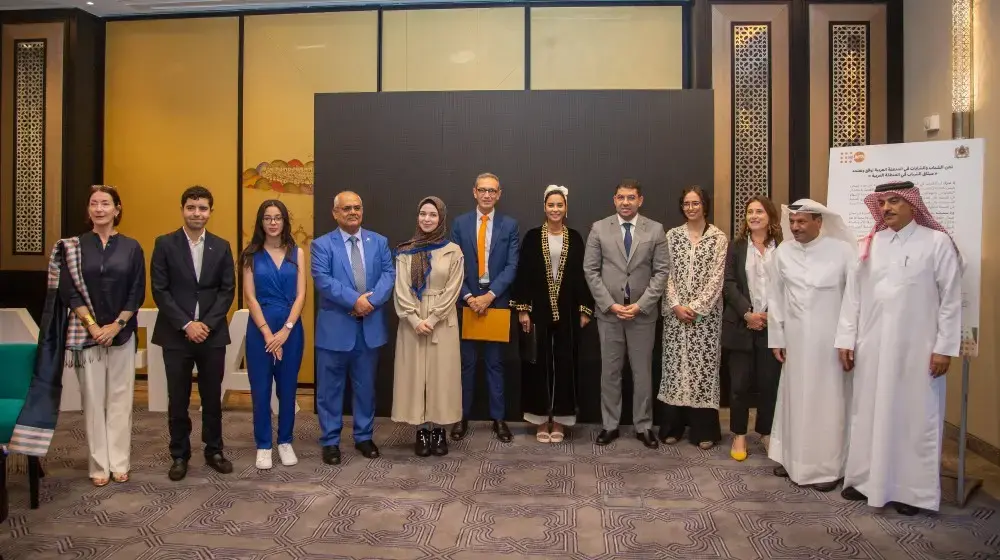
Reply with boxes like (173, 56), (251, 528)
(333, 190), (364, 234)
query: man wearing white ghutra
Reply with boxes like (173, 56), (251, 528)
(835, 180), (963, 516)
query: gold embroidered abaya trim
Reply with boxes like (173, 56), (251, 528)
(540, 222), (570, 322)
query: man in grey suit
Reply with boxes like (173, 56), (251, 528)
(583, 179), (670, 449)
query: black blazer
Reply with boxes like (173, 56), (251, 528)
(722, 237), (757, 351)
(150, 228), (235, 349)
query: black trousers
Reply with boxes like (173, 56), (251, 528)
(728, 329), (782, 436)
(163, 344), (226, 460)
(659, 405), (722, 444)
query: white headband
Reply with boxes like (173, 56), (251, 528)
(544, 184), (568, 201)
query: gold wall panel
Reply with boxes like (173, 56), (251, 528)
(382, 8), (524, 91)
(104, 18), (240, 311)
(809, 4), (887, 204)
(711, 4), (790, 238)
(531, 6), (683, 90)
(0, 23), (64, 271)
(243, 11), (378, 383)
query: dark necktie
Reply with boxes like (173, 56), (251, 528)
(623, 223), (632, 299)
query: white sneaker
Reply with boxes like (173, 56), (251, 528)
(277, 443), (298, 466)
(256, 449), (273, 470)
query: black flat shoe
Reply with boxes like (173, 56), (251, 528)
(893, 502), (920, 516)
(414, 429), (431, 457)
(168, 458), (188, 481)
(595, 429), (619, 446)
(430, 428), (448, 456)
(773, 466), (789, 478)
(841, 486), (867, 501)
(205, 453), (233, 474)
(355, 440), (380, 459)
(636, 430), (659, 449)
(451, 420), (469, 441)
(493, 420), (512, 443)
(322, 445), (341, 465)
(812, 479), (841, 493)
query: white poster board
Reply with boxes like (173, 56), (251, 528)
(826, 139), (984, 356)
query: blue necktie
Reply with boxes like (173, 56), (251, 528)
(623, 223), (632, 298)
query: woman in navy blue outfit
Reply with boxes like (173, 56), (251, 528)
(241, 200), (306, 470)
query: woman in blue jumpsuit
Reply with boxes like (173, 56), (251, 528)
(241, 199), (306, 470)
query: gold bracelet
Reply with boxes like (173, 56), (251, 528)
(81, 314), (96, 327)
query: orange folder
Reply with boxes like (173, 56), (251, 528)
(461, 307), (511, 343)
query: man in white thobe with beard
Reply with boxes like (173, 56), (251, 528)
(835, 180), (962, 516)
(767, 199), (857, 493)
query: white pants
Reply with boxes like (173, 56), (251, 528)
(75, 334), (136, 478)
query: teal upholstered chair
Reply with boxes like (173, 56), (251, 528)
(1, 343), (43, 521)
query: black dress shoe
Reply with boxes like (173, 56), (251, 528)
(636, 430), (659, 449)
(415, 429), (432, 457)
(451, 420), (469, 441)
(893, 502), (920, 516)
(493, 420), (512, 443)
(841, 486), (867, 501)
(355, 440), (380, 459)
(773, 466), (789, 478)
(430, 428), (448, 456)
(595, 429), (619, 446)
(168, 458), (188, 481)
(322, 445), (341, 465)
(206, 453), (233, 474)
(812, 479), (841, 493)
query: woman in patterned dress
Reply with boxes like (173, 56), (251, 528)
(658, 186), (728, 449)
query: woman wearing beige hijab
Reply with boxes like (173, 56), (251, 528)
(391, 196), (465, 457)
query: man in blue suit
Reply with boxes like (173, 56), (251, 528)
(450, 172), (520, 442)
(311, 191), (395, 465)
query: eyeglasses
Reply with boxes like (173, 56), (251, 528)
(476, 188), (499, 196)
(262, 216), (284, 223)
(682, 202), (702, 208)
(338, 205), (363, 212)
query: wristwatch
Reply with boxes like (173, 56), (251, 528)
(284, 322), (294, 330)
(117, 318), (126, 327)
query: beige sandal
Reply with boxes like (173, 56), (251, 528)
(549, 425), (565, 443)
(92, 476), (110, 487)
(112, 472), (129, 483)
(536, 423), (552, 443)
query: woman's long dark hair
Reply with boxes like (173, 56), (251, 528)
(240, 199), (297, 272)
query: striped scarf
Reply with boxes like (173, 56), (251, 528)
(9, 237), (96, 457)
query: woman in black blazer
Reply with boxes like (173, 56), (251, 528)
(722, 195), (782, 461)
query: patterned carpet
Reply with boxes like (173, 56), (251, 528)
(3, 410), (1000, 560)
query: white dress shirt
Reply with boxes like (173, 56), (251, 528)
(745, 237), (775, 312)
(183, 228), (206, 330)
(617, 214), (638, 243)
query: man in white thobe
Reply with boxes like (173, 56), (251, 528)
(767, 199), (857, 492)
(835, 180), (962, 515)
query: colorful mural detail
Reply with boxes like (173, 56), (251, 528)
(243, 159), (314, 195)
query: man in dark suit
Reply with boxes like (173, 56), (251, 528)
(151, 185), (236, 481)
(311, 190), (395, 465)
(450, 172), (520, 442)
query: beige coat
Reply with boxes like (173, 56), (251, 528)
(391, 242), (465, 425)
